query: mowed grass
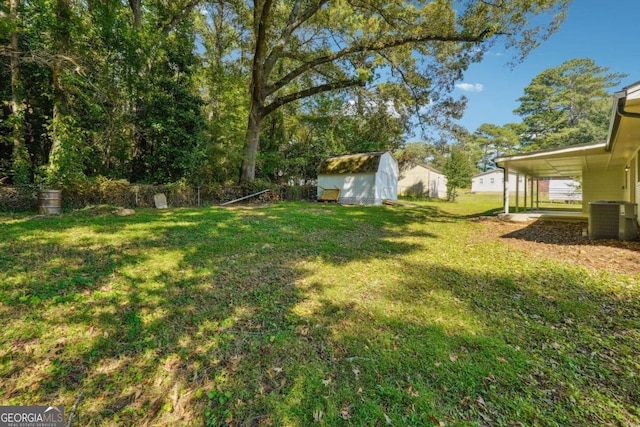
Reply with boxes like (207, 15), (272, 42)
(0, 200), (638, 426)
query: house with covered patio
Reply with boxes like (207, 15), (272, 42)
(494, 80), (640, 239)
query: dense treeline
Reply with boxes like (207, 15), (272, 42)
(1, 0), (572, 189)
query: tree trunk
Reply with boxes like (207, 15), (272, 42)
(129, 0), (142, 28)
(240, 101), (263, 182)
(49, 64), (62, 165)
(239, 0), (270, 183)
(49, 0), (71, 166)
(10, 0), (21, 135)
(9, 0), (28, 183)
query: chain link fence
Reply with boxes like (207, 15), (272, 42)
(0, 182), (317, 212)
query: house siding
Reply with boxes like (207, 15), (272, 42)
(548, 178), (582, 201)
(582, 167), (626, 213)
(635, 152), (640, 207)
(471, 170), (523, 193)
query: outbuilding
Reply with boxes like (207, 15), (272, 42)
(398, 161), (447, 198)
(317, 151), (398, 205)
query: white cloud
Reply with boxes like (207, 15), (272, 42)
(456, 83), (484, 92)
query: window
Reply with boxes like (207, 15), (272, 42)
(479, 178), (483, 184)
(490, 178), (495, 184)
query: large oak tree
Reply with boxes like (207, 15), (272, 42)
(236, 0), (571, 182)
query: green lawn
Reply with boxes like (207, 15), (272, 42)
(0, 200), (638, 426)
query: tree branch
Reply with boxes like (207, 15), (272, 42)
(264, 28), (497, 98)
(161, 0), (203, 35)
(263, 0), (330, 77)
(377, 50), (425, 121)
(263, 78), (364, 117)
(479, 0), (505, 8)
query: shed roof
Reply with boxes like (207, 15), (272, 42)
(318, 151), (386, 175)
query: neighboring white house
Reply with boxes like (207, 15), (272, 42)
(398, 162), (447, 198)
(471, 170), (524, 193)
(317, 151), (398, 205)
(546, 178), (582, 202)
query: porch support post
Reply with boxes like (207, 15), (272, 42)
(503, 167), (510, 214)
(524, 176), (528, 212)
(530, 177), (534, 211)
(515, 173), (520, 213)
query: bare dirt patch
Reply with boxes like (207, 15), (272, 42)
(472, 218), (640, 275)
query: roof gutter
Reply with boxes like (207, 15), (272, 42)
(606, 81), (640, 152)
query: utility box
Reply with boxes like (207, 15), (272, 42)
(589, 201), (639, 240)
(589, 201), (623, 239)
(619, 202), (638, 241)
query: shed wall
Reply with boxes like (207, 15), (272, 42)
(317, 151), (398, 205)
(375, 153), (399, 203)
(398, 165), (447, 198)
(317, 174), (377, 204)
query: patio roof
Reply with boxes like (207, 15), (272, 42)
(494, 142), (608, 178)
(495, 80), (640, 178)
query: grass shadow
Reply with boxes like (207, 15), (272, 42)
(1, 202), (637, 425)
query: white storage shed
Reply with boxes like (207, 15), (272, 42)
(317, 151), (398, 205)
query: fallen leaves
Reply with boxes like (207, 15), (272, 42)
(384, 413), (393, 425)
(339, 405), (352, 420)
(352, 366), (360, 379)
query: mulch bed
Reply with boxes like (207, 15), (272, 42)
(472, 218), (640, 276)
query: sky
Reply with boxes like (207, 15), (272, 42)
(451, 0), (640, 133)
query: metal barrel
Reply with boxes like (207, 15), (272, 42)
(38, 189), (62, 214)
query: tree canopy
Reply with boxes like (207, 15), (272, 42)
(1, 0), (572, 187)
(471, 122), (521, 171)
(514, 57), (626, 151)
(443, 144), (475, 201)
(237, 0), (571, 181)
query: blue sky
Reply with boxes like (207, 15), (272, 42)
(452, 0), (640, 133)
